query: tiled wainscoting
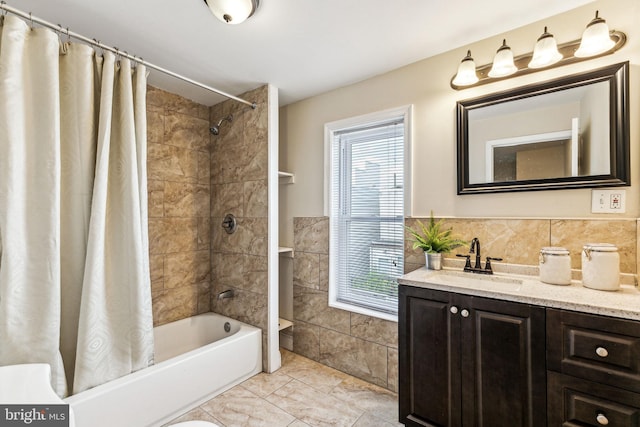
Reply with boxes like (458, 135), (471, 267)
(292, 215), (639, 392)
(292, 218), (398, 392)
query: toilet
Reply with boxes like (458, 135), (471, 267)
(0, 363), (76, 427)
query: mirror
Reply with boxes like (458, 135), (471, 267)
(457, 62), (629, 194)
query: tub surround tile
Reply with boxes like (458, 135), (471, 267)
(164, 250), (210, 289)
(288, 421), (311, 427)
(211, 288), (267, 331)
(146, 105), (164, 144)
(197, 217), (210, 250)
(350, 313), (398, 348)
(148, 142), (199, 184)
(152, 283), (201, 326)
(211, 182), (244, 218)
(243, 255), (268, 295)
(243, 180), (268, 218)
(266, 380), (363, 427)
(212, 252), (245, 287)
(164, 111), (210, 152)
(319, 328), (388, 388)
(147, 86), (209, 120)
(163, 182), (209, 218)
(293, 217), (329, 254)
(201, 386), (295, 427)
(149, 218), (199, 255)
(147, 86), (211, 327)
(551, 219), (636, 273)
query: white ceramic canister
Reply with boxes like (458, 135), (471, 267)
(581, 243), (620, 291)
(539, 247), (571, 285)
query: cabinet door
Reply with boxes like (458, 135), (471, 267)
(459, 296), (546, 427)
(399, 286), (461, 427)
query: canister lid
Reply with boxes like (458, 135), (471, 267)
(540, 246), (569, 255)
(583, 243), (618, 252)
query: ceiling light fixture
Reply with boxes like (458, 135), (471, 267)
(452, 50), (479, 87)
(528, 27), (563, 69)
(575, 11), (615, 57)
(203, 0), (260, 25)
(450, 11), (626, 90)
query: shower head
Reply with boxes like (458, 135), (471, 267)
(210, 114), (233, 136)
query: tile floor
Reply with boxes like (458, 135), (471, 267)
(165, 349), (402, 427)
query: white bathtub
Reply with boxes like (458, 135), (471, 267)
(65, 313), (262, 427)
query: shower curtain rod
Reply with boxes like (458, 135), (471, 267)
(0, 2), (257, 109)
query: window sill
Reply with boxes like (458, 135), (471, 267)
(329, 300), (398, 323)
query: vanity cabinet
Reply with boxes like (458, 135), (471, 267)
(398, 285), (546, 427)
(546, 309), (640, 426)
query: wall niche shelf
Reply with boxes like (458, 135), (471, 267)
(278, 318), (293, 331)
(278, 246), (294, 258)
(278, 171), (295, 184)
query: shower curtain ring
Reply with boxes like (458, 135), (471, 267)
(29, 12), (33, 28)
(66, 27), (70, 42)
(1, 2), (7, 16)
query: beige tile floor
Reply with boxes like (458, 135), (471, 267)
(165, 349), (402, 427)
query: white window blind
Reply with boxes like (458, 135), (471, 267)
(329, 117), (405, 318)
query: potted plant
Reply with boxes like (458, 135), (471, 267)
(406, 212), (467, 270)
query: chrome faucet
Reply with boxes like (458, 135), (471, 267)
(457, 237), (503, 275)
(217, 289), (235, 300)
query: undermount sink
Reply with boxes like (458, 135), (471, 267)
(435, 269), (524, 285)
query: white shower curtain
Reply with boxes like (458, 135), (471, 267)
(0, 15), (154, 396)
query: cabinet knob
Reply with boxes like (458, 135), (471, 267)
(461, 309), (470, 318)
(595, 346), (609, 358)
(450, 306), (459, 314)
(596, 412), (609, 425)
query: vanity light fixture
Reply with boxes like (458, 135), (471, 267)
(574, 11), (615, 57)
(488, 39), (518, 78)
(203, 0), (260, 25)
(528, 27), (563, 69)
(452, 50), (479, 86)
(450, 10), (626, 90)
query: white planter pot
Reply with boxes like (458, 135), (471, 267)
(425, 252), (442, 270)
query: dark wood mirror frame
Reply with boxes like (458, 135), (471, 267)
(457, 62), (630, 195)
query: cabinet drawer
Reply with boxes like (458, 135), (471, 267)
(547, 309), (640, 393)
(548, 371), (640, 427)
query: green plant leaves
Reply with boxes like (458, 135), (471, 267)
(405, 212), (467, 254)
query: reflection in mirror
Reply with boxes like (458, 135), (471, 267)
(457, 62), (629, 194)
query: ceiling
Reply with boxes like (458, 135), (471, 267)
(16, 0), (594, 106)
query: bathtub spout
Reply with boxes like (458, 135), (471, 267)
(217, 289), (235, 300)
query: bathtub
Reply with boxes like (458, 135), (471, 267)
(65, 312), (262, 427)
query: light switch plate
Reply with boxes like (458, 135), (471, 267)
(591, 189), (626, 213)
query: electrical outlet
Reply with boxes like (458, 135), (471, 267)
(591, 189), (626, 213)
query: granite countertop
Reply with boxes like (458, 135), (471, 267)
(398, 267), (640, 321)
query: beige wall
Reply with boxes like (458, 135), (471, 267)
(146, 86), (212, 327)
(279, 0), (640, 224)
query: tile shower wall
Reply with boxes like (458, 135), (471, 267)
(209, 85), (270, 370)
(292, 217), (398, 392)
(146, 86), (212, 327)
(292, 215), (638, 392)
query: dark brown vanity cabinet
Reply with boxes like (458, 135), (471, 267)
(546, 309), (640, 427)
(399, 285), (546, 427)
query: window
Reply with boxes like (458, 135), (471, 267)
(325, 106), (411, 321)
